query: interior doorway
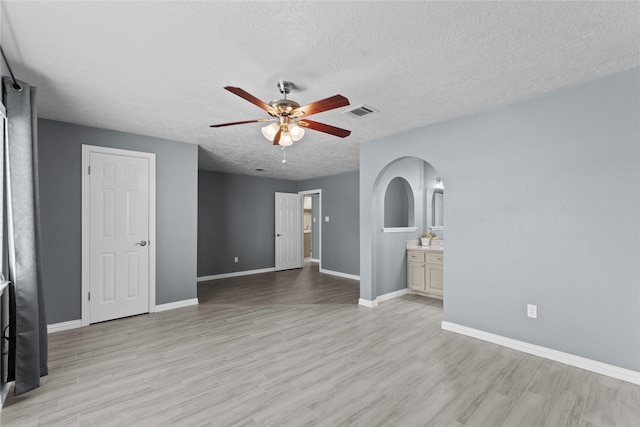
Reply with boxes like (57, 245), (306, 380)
(274, 192), (303, 271)
(82, 145), (156, 325)
(368, 157), (444, 303)
(299, 190), (321, 267)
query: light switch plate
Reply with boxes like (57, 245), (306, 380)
(527, 304), (537, 318)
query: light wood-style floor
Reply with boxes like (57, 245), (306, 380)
(2, 263), (640, 426)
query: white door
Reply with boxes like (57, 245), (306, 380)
(275, 192), (303, 271)
(87, 150), (151, 323)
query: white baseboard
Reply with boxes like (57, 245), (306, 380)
(310, 258), (319, 263)
(48, 300), (199, 332)
(199, 267), (358, 282)
(48, 319), (82, 334)
(155, 298), (199, 312)
(359, 288), (409, 308)
(377, 288), (409, 302)
(320, 268), (360, 281)
(358, 298), (378, 308)
(441, 321), (640, 385)
(197, 268), (276, 282)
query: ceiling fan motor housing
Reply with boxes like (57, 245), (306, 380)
(268, 99), (301, 119)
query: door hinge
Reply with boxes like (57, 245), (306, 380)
(88, 165), (91, 175)
(88, 291), (91, 301)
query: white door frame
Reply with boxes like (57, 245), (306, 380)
(81, 145), (156, 326)
(299, 189), (321, 270)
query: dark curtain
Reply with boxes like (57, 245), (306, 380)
(3, 78), (47, 395)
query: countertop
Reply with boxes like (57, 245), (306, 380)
(406, 240), (444, 253)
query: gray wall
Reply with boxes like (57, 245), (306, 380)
(299, 171), (359, 276)
(360, 68), (640, 371)
(197, 170), (297, 276)
(39, 119), (198, 323)
(198, 170), (359, 278)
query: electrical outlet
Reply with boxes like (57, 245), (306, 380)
(527, 304), (537, 319)
(234, 257), (238, 263)
(325, 216), (330, 222)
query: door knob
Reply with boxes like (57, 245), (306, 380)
(135, 241), (147, 246)
(276, 234), (282, 237)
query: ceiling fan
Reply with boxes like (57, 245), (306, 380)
(210, 81), (351, 146)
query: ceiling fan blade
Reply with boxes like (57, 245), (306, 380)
(290, 95), (350, 118)
(273, 128), (282, 145)
(209, 118), (272, 128)
(224, 86), (274, 113)
(299, 119), (351, 138)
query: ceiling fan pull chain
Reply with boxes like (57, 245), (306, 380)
(282, 147), (287, 164)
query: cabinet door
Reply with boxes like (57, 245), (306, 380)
(426, 263), (444, 296)
(408, 261), (426, 292)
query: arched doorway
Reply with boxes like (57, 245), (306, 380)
(364, 156), (444, 305)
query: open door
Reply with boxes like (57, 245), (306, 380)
(275, 192), (303, 271)
(300, 190), (321, 265)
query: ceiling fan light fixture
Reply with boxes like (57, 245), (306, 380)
(261, 123), (279, 141)
(279, 130), (293, 146)
(289, 123), (305, 142)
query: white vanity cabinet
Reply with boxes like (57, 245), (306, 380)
(407, 251), (427, 292)
(407, 249), (443, 298)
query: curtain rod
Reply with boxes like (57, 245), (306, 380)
(0, 45), (22, 91)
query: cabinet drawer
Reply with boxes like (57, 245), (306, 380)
(429, 254), (444, 263)
(408, 251), (425, 262)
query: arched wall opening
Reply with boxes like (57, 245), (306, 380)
(369, 156), (443, 301)
(383, 177), (414, 228)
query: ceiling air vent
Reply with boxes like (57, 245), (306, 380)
(343, 104), (378, 118)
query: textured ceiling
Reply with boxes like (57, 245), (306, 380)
(1, 1), (638, 180)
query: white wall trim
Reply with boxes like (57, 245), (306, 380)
(442, 321), (640, 385)
(48, 319), (83, 334)
(381, 227), (418, 233)
(358, 298), (378, 308)
(359, 288), (408, 308)
(47, 298), (199, 332)
(319, 268), (360, 281)
(199, 266), (359, 283)
(154, 298), (199, 312)
(197, 267), (276, 282)
(377, 288), (409, 302)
